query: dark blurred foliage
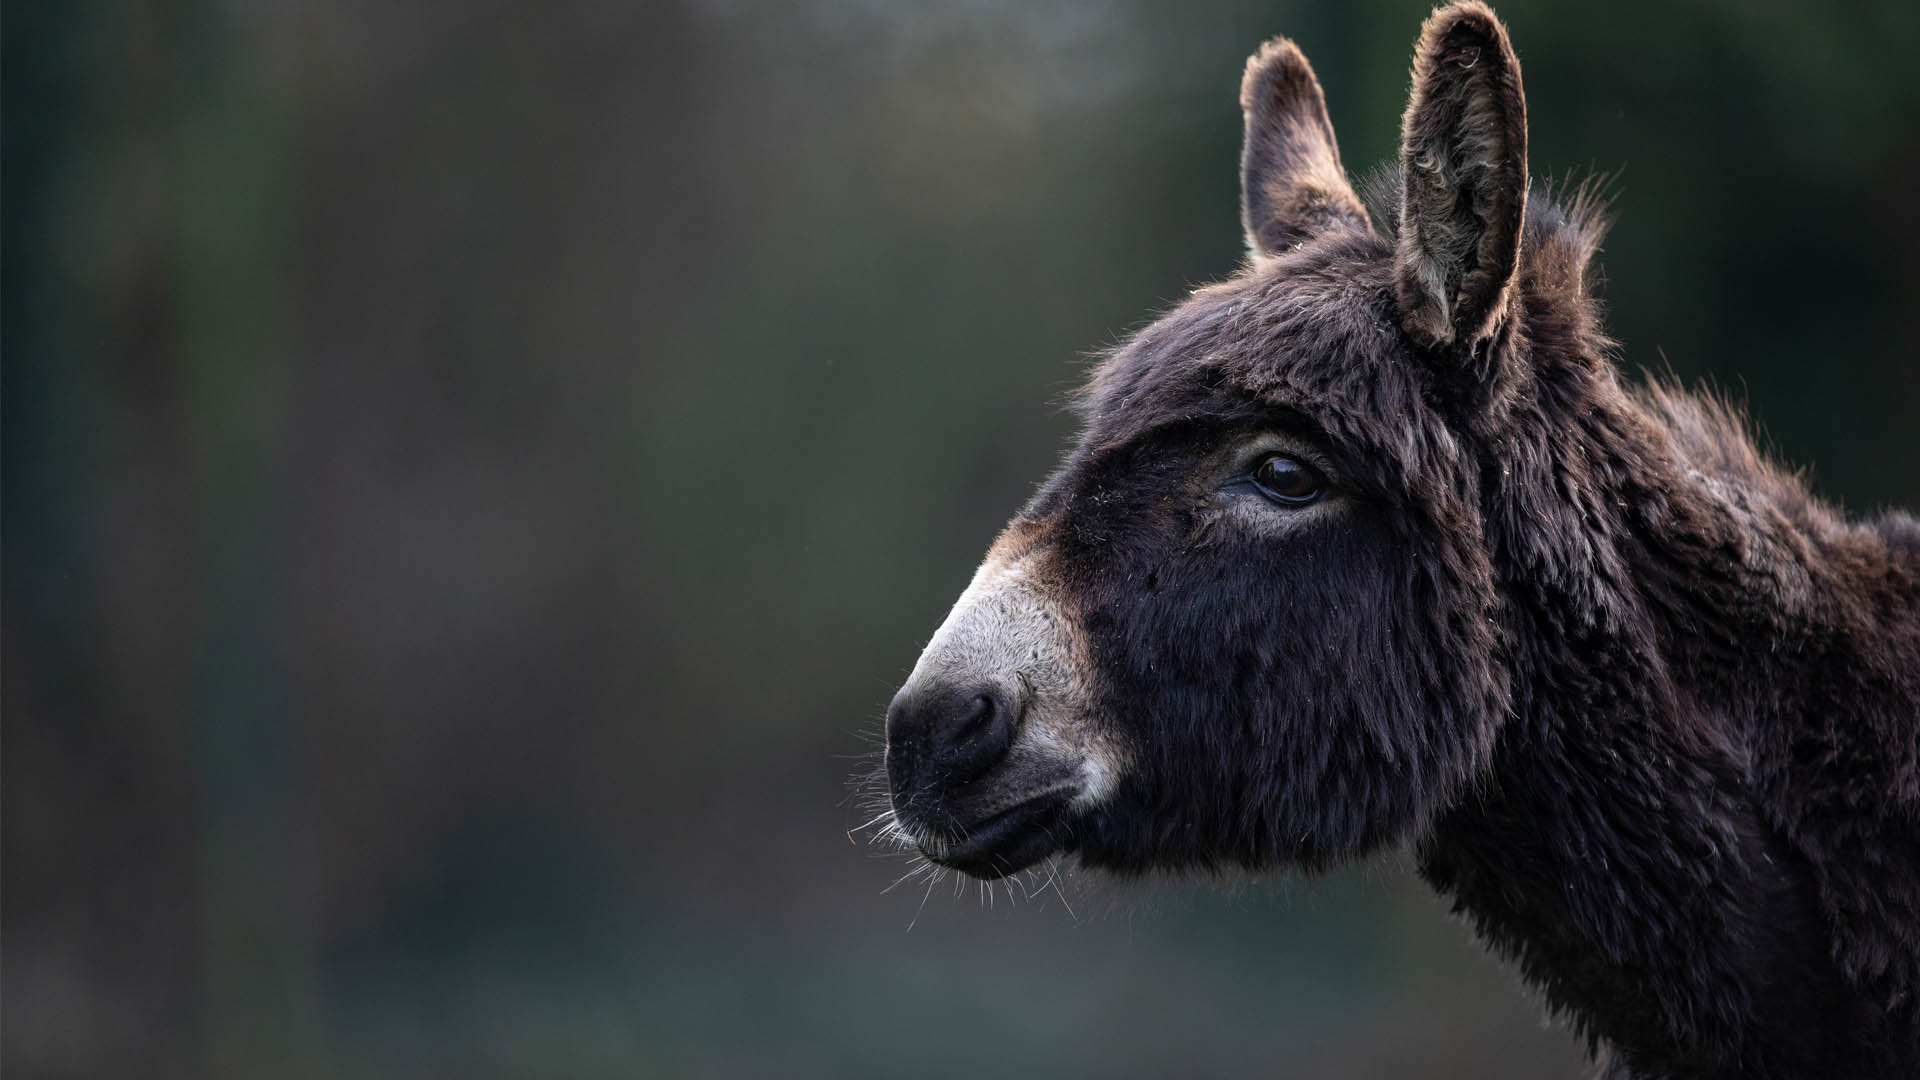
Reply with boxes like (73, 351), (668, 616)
(4, 1), (1916, 1076)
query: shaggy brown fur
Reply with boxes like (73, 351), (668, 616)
(876, 5), (1920, 1076)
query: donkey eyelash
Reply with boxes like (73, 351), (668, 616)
(1221, 434), (1344, 491)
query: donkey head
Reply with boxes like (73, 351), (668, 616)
(885, 3), (1556, 879)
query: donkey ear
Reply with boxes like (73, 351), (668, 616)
(1239, 37), (1371, 258)
(1394, 2), (1528, 350)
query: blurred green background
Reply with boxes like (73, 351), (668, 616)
(5, 1), (1917, 1077)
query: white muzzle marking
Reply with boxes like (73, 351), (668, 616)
(900, 542), (1125, 809)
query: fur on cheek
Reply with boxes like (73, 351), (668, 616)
(1070, 486), (1507, 873)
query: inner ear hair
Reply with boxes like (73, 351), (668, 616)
(1394, 1), (1529, 350)
(1240, 36), (1373, 259)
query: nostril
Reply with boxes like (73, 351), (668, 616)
(887, 681), (1021, 790)
(951, 694), (997, 747)
(930, 687), (1017, 783)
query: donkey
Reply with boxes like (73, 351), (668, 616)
(873, 3), (1920, 1076)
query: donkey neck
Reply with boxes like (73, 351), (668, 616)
(1418, 365), (1897, 1077)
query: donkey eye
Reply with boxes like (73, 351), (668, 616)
(1251, 454), (1325, 505)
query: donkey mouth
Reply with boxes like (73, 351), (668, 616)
(914, 794), (1074, 879)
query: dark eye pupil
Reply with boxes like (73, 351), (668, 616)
(1253, 455), (1322, 502)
